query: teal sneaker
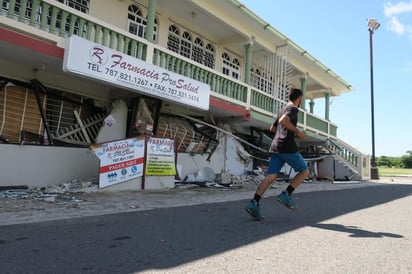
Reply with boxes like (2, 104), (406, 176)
(276, 191), (297, 210)
(245, 200), (265, 221)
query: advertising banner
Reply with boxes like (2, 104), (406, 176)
(145, 137), (176, 176)
(63, 35), (210, 110)
(90, 137), (145, 188)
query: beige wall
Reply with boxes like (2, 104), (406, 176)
(0, 145), (100, 187)
(89, 0), (131, 30)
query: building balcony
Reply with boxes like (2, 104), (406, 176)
(0, 0), (341, 139)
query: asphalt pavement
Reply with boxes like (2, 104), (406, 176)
(0, 177), (411, 273)
(0, 178), (394, 226)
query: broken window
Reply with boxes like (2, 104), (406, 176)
(0, 81), (43, 143)
(154, 114), (219, 158)
(0, 78), (106, 145)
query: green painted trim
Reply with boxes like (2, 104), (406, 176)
(244, 43), (252, 84)
(250, 110), (273, 124)
(300, 77), (307, 110)
(305, 130), (327, 141)
(309, 100), (314, 113)
(145, 0), (157, 43)
(324, 92), (330, 121)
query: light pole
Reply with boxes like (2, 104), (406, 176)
(368, 18), (380, 179)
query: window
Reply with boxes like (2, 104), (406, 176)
(2, 0), (27, 19)
(222, 53), (230, 76)
(251, 68), (262, 91)
(1, 1), (7, 12)
(251, 66), (274, 95)
(128, 5), (145, 38)
(277, 82), (289, 102)
(167, 25), (180, 53)
(13, 0), (22, 17)
(127, 4), (158, 41)
(167, 24), (215, 68)
(25, 0), (37, 21)
(180, 32), (192, 59)
(232, 59), (240, 79)
(150, 16), (158, 41)
(1, 0), (88, 21)
(204, 44), (215, 69)
(56, 0), (89, 14)
(1, 1), (44, 26)
(192, 37), (204, 64)
(222, 52), (240, 80)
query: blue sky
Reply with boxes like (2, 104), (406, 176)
(240, 0), (412, 157)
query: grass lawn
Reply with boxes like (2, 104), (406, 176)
(377, 167), (412, 176)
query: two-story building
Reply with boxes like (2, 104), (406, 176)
(0, 0), (369, 189)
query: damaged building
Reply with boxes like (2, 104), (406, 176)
(0, 0), (368, 190)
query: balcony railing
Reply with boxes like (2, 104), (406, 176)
(152, 47), (248, 105)
(1, 0), (337, 138)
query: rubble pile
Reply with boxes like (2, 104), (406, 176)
(0, 179), (98, 204)
(175, 170), (268, 189)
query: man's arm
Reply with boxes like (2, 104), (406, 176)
(270, 118), (278, 133)
(279, 114), (306, 139)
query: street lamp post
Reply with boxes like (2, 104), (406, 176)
(368, 18), (380, 179)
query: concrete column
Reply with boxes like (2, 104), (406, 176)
(244, 43), (253, 84)
(324, 91), (330, 121)
(309, 99), (315, 114)
(145, 0), (157, 43)
(300, 74), (307, 110)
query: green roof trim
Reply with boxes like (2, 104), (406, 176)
(250, 110), (274, 125)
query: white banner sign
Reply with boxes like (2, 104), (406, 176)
(145, 137), (176, 176)
(63, 35), (210, 110)
(90, 137), (145, 188)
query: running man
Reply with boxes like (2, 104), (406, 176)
(245, 88), (309, 220)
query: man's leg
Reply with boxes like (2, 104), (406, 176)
(245, 174), (277, 220)
(276, 153), (309, 210)
(255, 154), (283, 198)
(288, 169), (310, 191)
(256, 173), (277, 196)
(246, 154), (282, 220)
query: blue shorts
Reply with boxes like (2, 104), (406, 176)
(267, 152), (308, 174)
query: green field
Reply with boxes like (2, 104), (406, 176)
(378, 167), (412, 176)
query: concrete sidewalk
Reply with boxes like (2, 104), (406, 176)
(0, 176), (410, 226)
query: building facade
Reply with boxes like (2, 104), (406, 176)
(0, 0), (369, 189)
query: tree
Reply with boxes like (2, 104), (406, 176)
(377, 156), (393, 167)
(400, 151), (412, 169)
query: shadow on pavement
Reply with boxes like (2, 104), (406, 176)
(0, 184), (411, 273)
(310, 223), (404, 238)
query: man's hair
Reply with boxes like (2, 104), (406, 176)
(289, 88), (303, 101)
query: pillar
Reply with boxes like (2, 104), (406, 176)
(309, 100), (315, 114)
(324, 91), (330, 121)
(244, 43), (253, 84)
(145, 0), (157, 43)
(300, 74), (307, 110)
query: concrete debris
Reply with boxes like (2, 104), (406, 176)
(43, 196), (56, 203)
(180, 167), (217, 187)
(0, 185), (29, 191)
(0, 179), (98, 204)
(0, 189), (31, 198)
(176, 171), (266, 189)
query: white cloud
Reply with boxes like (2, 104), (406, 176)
(388, 16), (406, 34)
(384, 1), (412, 17)
(384, 1), (412, 38)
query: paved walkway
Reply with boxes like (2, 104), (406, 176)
(1, 176), (411, 226)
